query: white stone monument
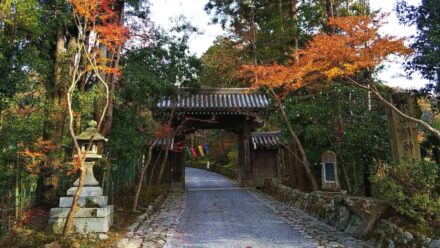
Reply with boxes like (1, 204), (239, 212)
(48, 121), (113, 234)
(321, 151), (340, 191)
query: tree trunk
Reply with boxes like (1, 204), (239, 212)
(62, 161), (86, 235)
(338, 149), (352, 193)
(289, 0), (299, 63)
(370, 84), (440, 140)
(363, 161), (371, 197)
(62, 33), (85, 235)
(145, 150), (161, 202)
(157, 137), (172, 184)
(42, 28), (69, 204)
(63, 35), (110, 238)
(345, 77), (440, 141)
(44, 27), (65, 148)
(62, 0), (113, 235)
(132, 142), (156, 212)
(325, 0), (334, 18)
(0, 103), (4, 132)
(352, 160), (358, 194)
(103, 1), (124, 137)
(103, 68), (117, 136)
(74, 32), (90, 135)
(335, 96), (351, 193)
(104, 152), (112, 197)
(268, 88), (319, 191)
(278, 0), (286, 53)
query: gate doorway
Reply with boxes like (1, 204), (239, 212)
(154, 88), (275, 187)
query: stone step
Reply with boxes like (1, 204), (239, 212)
(49, 205), (113, 218)
(66, 186), (103, 197)
(48, 215), (113, 234)
(59, 196), (108, 208)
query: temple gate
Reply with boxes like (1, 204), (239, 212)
(154, 87), (275, 187)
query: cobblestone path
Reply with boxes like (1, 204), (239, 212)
(136, 168), (371, 248)
(138, 191), (186, 248)
(248, 190), (371, 248)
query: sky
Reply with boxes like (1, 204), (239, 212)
(150, 0), (428, 90)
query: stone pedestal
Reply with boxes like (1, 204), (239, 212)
(48, 162), (113, 234)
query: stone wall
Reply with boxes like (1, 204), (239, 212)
(263, 178), (437, 248)
(370, 220), (434, 248)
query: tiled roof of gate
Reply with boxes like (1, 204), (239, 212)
(156, 88), (271, 111)
(251, 131), (284, 150)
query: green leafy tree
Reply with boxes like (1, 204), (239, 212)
(0, 0), (48, 183)
(204, 0), (371, 65)
(372, 160), (440, 225)
(200, 37), (249, 87)
(397, 0), (440, 93)
(277, 84), (391, 195)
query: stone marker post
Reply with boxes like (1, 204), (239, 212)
(48, 121), (114, 233)
(387, 92), (421, 163)
(321, 151), (340, 191)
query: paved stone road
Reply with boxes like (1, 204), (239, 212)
(139, 168), (371, 248)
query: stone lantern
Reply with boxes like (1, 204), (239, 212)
(48, 121), (114, 234)
(74, 120), (107, 187)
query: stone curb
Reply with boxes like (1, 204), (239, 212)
(116, 189), (169, 248)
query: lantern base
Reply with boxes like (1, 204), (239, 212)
(48, 205), (113, 234)
(48, 167), (113, 233)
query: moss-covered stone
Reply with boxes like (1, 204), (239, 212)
(263, 178), (437, 247)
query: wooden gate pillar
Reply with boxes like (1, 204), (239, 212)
(238, 121), (253, 186)
(171, 135), (185, 183)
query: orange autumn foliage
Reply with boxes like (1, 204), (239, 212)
(18, 139), (57, 174)
(66, 156), (82, 176)
(154, 124), (173, 138)
(242, 15), (412, 94)
(70, 0), (128, 73)
(96, 22), (129, 52)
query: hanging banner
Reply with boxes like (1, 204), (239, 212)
(203, 144), (209, 156)
(186, 146), (193, 159)
(198, 145), (205, 157)
(190, 146), (198, 159)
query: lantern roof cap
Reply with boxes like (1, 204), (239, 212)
(76, 120), (107, 142)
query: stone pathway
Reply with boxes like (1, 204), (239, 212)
(129, 168), (371, 248)
(138, 190), (186, 248)
(248, 190), (371, 248)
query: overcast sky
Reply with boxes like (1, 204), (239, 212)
(150, 0), (427, 90)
